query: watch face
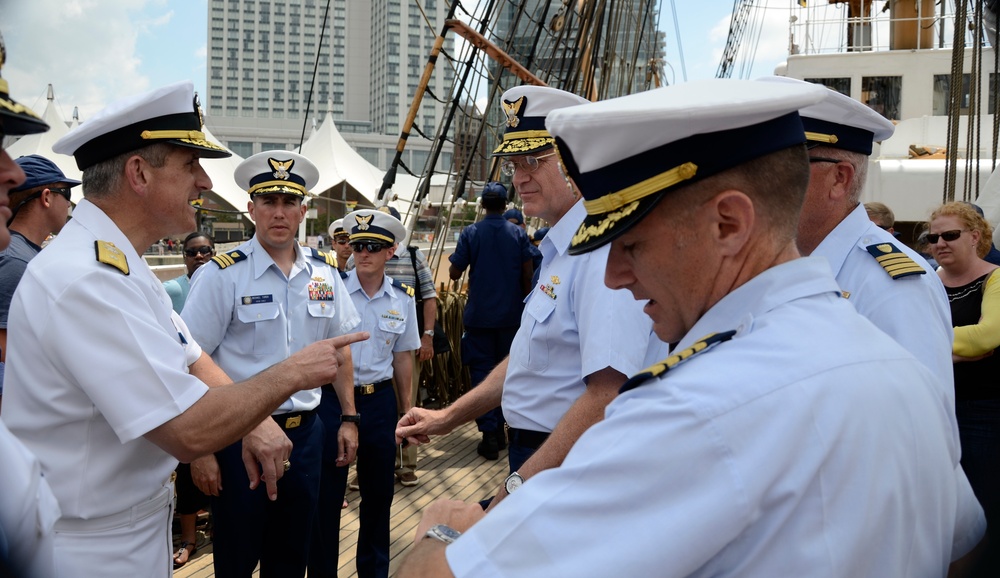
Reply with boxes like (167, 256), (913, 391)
(505, 472), (523, 494)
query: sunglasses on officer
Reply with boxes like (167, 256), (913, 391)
(334, 235), (351, 245)
(351, 242), (391, 254)
(184, 246), (215, 257)
(48, 187), (72, 201)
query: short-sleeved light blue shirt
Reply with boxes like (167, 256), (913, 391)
(502, 200), (666, 432)
(344, 271), (421, 384)
(448, 258), (984, 577)
(182, 236), (359, 412)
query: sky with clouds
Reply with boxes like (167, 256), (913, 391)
(1, 0), (805, 124)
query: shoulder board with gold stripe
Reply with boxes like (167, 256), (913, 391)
(619, 330), (737, 394)
(310, 248), (338, 268)
(391, 278), (415, 297)
(865, 243), (926, 280)
(94, 240), (129, 275)
(211, 250), (247, 269)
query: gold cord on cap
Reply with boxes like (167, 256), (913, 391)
(583, 162), (698, 215)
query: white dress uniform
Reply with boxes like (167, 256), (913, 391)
(501, 199), (665, 433)
(182, 234), (358, 408)
(0, 418), (60, 578)
(2, 199), (210, 577)
(447, 258), (984, 577)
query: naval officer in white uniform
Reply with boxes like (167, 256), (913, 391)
(398, 79), (984, 577)
(1, 81), (366, 578)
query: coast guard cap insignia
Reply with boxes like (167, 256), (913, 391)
(502, 96), (525, 128)
(355, 214), (373, 231)
(269, 158), (294, 180)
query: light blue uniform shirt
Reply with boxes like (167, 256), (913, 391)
(449, 258), (984, 577)
(182, 236), (359, 412)
(344, 270), (421, 385)
(502, 200), (666, 432)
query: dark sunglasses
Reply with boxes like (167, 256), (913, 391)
(351, 242), (390, 254)
(185, 246), (215, 257)
(334, 236), (351, 245)
(48, 187), (72, 201)
(808, 157), (842, 164)
(925, 230), (964, 244)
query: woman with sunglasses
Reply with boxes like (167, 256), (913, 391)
(928, 201), (1000, 549)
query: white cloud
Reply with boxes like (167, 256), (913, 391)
(4, 0), (152, 121)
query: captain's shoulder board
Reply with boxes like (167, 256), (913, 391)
(310, 248), (338, 268)
(865, 242), (926, 280)
(391, 278), (415, 297)
(212, 250), (248, 269)
(94, 240), (129, 275)
(620, 330), (737, 394)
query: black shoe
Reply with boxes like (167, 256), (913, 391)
(477, 432), (499, 460)
(495, 428), (507, 451)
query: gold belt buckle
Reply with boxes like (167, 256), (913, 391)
(284, 415), (302, 429)
(358, 383), (375, 395)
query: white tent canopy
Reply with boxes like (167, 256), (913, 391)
(298, 112), (458, 219)
(5, 85), (83, 202)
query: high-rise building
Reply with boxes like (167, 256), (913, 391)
(204, 0), (454, 173)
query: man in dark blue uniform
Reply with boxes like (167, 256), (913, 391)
(449, 182), (534, 459)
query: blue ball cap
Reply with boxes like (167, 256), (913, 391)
(503, 208), (524, 224)
(11, 155), (81, 193)
(532, 227), (549, 242)
(482, 181), (507, 201)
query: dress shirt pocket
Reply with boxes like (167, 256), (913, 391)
(521, 293), (555, 371)
(375, 314), (406, 357)
(236, 302), (281, 354)
(307, 301), (336, 341)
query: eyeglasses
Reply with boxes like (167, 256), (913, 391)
(48, 187), (72, 201)
(808, 157), (842, 164)
(351, 242), (390, 254)
(925, 230), (965, 244)
(184, 246), (214, 257)
(334, 236), (350, 245)
(500, 151), (559, 178)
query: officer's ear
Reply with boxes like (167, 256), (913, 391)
(387, 243), (398, 258)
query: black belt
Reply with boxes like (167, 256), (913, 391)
(508, 427), (550, 450)
(272, 410), (315, 430)
(355, 379), (393, 396)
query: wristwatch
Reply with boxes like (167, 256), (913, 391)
(425, 524), (461, 544)
(340, 413), (361, 424)
(504, 471), (524, 494)
(423, 329), (435, 337)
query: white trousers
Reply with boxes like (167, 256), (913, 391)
(53, 483), (173, 578)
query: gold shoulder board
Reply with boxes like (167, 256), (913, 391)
(865, 243), (926, 280)
(94, 240), (129, 275)
(212, 250), (247, 269)
(620, 330), (737, 393)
